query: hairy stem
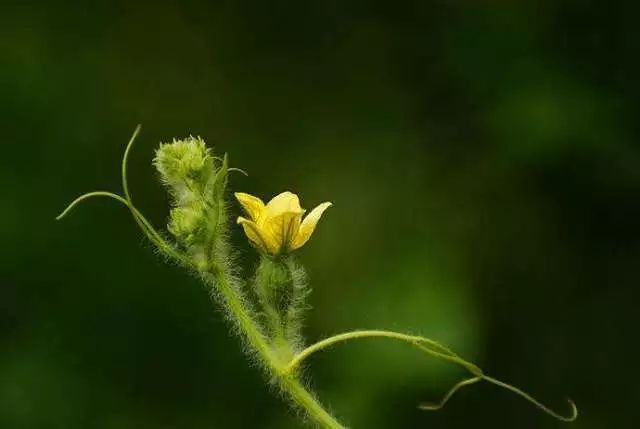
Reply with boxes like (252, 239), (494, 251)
(280, 375), (343, 429)
(209, 267), (345, 429)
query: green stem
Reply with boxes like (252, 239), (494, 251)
(209, 268), (345, 429)
(284, 330), (481, 376)
(281, 375), (344, 429)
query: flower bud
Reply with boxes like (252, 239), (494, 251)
(168, 202), (206, 246)
(154, 136), (214, 203)
(154, 136), (231, 267)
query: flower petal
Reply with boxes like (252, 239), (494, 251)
(291, 202), (332, 250)
(235, 192), (265, 222)
(264, 191), (304, 220)
(264, 210), (304, 253)
(237, 217), (274, 254)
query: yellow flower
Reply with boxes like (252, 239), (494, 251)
(235, 191), (332, 255)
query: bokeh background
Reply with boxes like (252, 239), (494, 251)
(2, 1), (638, 428)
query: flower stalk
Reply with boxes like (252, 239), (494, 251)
(254, 255), (309, 362)
(57, 126), (577, 428)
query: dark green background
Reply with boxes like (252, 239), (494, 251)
(2, 1), (638, 428)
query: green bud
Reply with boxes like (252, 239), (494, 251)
(154, 136), (214, 201)
(154, 136), (232, 269)
(168, 202), (206, 246)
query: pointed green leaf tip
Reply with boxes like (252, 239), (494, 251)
(211, 153), (229, 201)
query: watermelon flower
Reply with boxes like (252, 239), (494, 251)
(235, 191), (332, 255)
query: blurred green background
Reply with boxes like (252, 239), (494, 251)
(2, 1), (638, 428)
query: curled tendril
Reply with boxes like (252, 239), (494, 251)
(56, 126), (191, 266)
(212, 156), (248, 176)
(228, 167), (249, 176)
(283, 329), (577, 423)
(419, 376), (482, 410)
(56, 191), (129, 220)
(481, 376), (578, 422)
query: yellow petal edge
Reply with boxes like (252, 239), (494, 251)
(291, 202), (332, 250)
(235, 192), (265, 222)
